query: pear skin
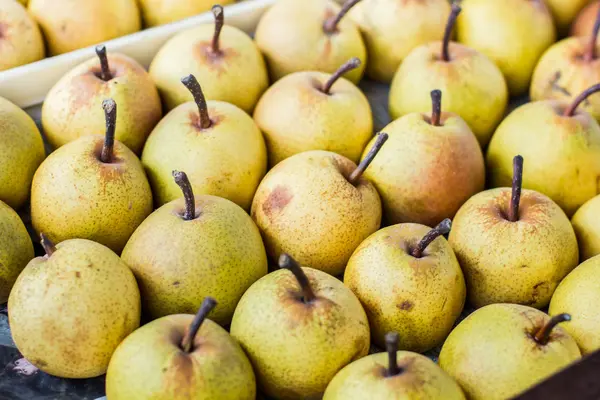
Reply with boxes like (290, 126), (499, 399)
(545, 0), (590, 35)
(571, 1), (600, 37)
(0, 0), (44, 71)
(138, 0), (236, 27)
(571, 194), (600, 260)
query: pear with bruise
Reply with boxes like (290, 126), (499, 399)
(571, 1), (600, 37)
(106, 298), (256, 400)
(545, 0), (590, 35)
(137, 0), (235, 27)
(571, 194), (600, 261)
(230, 255), (370, 400)
(31, 99), (153, 253)
(0, 0), (44, 71)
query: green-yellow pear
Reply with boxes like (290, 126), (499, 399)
(571, 1), (599, 37)
(254, 58), (373, 167)
(0, 200), (33, 303)
(487, 85), (600, 216)
(439, 304), (581, 400)
(150, 6), (268, 113)
(571, 194), (600, 260)
(31, 99), (153, 253)
(549, 255), (600, 355)
(8, 235), (141, 378)
(28, 0), (141, 56)
(363, 90), (484, 227)
(141, 74), (267, 209)
(324, 332), (466, 400)
(546, 0), (590, 35)
(255, 0), (366, 84)
(449, 156), (579, 309)
(251, 134), (386, 276)
(230, 254), (370, 400)
(0, 96), (45, 210)
(389, 5), (508, 148)
(345, 219), (466, 353)
(121, 171), (267, 325)
(456, 0), (556, 96)
(106, 297), (256, 400)
(0, 0), (44, 71)
(349, 0), (451, 82)
(137, 0), (235, 27)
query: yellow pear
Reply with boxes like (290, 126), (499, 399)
(137, 0), (235, 27)
(8, 235), (141, 378)
(106, 297), (256, 399)
(31, 99), (153, 253)
(389, 5), (508, 147)
(324, 332), (465, 400)
(254, 58), (373, 167)
(349, 0), (451, 82)
(571, 1), (599, 37)
(546, 0), (590, 35)
(17, 0), (28, 5)
(0, 0), (44, 71)
(456, 0), (556, 96)
(487, 85), (600, 217)
(449, 156), (579, 309)
(28, 0), (141, 56)
(255, 0), (366, 84)
(439, 304), (581, 400)
(230, 254), (370, 400)
(42, 46), (162, 154)
(150, 6), (268, 113)
(141, 74), (267, 209)
(0, 200), (33, 303)
(549, 255), (600, 355)
(345, 220), (466, 353)
(571, 194), (600, 260)
(0, 96), (45, 210)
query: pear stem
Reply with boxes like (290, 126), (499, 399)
(508, 155), (523, 222)
(181, 297), (218, 353)
(441, 4), (461, 62)
(279, 254), (316, 303)
(348, 132), (388, 186)
(95, 45), (112, 81)
(564, 84), (600, 116)
(584, 5), (600, 62)
(322, 58), (361, 94)
(410, 219), (452, 258)
(40, 233), (56, 257)
(534, 314), (571, 345)
(181, 74), (212, 130)
(211, 5), (224, 55)
(430, 90), (442, 127)
(100, 99), (117, 164)
(323, 0), (362, 34)
(385, 332), (402, 377)
(172, 171), (196, 221)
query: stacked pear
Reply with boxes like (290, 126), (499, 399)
(571, 1), (600, 37)
(0, 0), (44, 71)
(571, 194), (600, 260)
(545, 0), (591, 35)
(137, 0), (236, 27)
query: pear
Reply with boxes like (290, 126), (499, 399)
(571, 194), (600, 260)
(141, 74), (267, 209)
(449, 156), (579, 309)
(31, 99), (153, 253)
(106, 297), (256, 399)
(363, 90), (484, 227)
(254, 57), (373, 167)
(18, 0), (28, 5)
(571, 1), (599, 37)
(8, 234), (141, 378)
(28, 0), (141, 56)
(137, 0), (236, 27)
(255, 0), (366, 84)
(439, 304), (581, 400)
(545, 0), (590, 35)
(0, 0), (44, 71)
(549, 256), (600, 355)
(0, 96), (45, 210)
(230, 254), (370, 400)
(456, 0), (556, 96)
(324, 332), (466, 400)
(251, 134), (386, 276)
(389, 5), (508, 148)
(150, 6), (268, 113)
(0, 200), (33, 303)
(487, 85), (600, 216)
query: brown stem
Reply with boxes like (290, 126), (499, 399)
(348, 132), (388, 185)
(211, 5), (224, 55)
(323, 0), (362, 34)
(441, 4), (461, 62)
(181, 75), (212, 130)
(40, 233), (56, 257)
(181, 297), (217, 353)
(584, 5), (600, 62)
(385, 332), (402, 377)
(279, 254), (316, 303)
(534, 314), (571, 345)
(430, 90), (442, 126)
(172, 171), (196, 221)
(95, 45), (112, 81)
(508, 155), (523, 222)
(100, 99), (117, 163)
(322, 58), (361, 94)
(410, 219), (452, 258)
